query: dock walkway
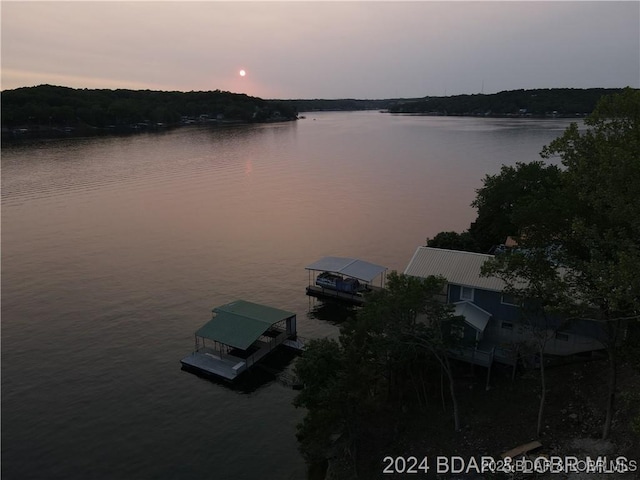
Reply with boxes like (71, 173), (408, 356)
(181, 348), (247, 380)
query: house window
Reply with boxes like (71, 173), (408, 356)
(555, 332), (569, 342)
(501, 293), (519, 306)
(501, 322), (514, 330)
(460, 286), (474, 301)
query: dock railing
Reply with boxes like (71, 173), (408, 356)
(246, 328), (289, 369)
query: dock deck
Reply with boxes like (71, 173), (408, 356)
(306, 284), (385, 305)
(182, 331), (291, 380)
(306, 285), (366, 305)
(181, 348), (247, 380)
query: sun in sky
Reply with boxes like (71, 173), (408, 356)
(239, 69), (246, 77)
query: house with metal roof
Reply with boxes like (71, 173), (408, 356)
(404, 246), (605, 367)
(181, 300), (302, 381)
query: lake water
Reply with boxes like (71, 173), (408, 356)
(1, 112), (576, 479)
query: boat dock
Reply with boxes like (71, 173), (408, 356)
(181, 300), (301, 381)
(305, 256), (387, 306)
(305, 284), (384, 305)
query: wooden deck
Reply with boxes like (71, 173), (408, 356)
(448, 346), (494, 368)
(447, 344), (517, 368)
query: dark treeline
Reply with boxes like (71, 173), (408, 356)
(1, 84), (298, 136)
(274, 98), (400, 112)
(388, 88), (628, 116)
(272, 88), (628, 115)
(3, 85), (630, 139)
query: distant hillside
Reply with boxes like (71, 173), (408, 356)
(3, 86), (632, 139)
(272, 98), (399, 112)
(1, 85), (298, 136)
(387, 88), (628, 117)
(273, 88), (630, 116)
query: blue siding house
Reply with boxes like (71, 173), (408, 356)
(404, 247), (605, 367)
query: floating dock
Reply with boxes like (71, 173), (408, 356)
(305, 284), (384, 305)
(181, 300), (302, 381)
(305, 256), (387, 306)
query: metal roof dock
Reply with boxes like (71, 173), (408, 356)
(181, 300), (302, 381)
(305, 256), (387, 305)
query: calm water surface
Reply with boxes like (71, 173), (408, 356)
(2, 112), (576, 479)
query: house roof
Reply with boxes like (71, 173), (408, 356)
(195, 300), (295, 350)
(305, 256), (387, 283)
(404, 246), (506, 292)
(453, 301), (492, 332)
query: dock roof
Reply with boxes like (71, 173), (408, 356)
(195, 300), (295, 350)
(305, 256), (387, 283)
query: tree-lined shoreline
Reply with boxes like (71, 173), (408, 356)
(1, 85), (298, 137)
(1, 85), (631, 139)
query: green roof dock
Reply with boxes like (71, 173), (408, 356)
(181, 300), (301, 381)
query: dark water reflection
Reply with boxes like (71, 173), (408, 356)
(308, 298), (359, 325)
(2, 112), (577, 479)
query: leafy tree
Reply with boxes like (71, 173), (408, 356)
(482, 248), (569, 437)
(294, 272), (463, 472)
(354, 272), (462, 430)
(426, 230), (479, 252)
(293, 338), (346, 465)
(483, 88), (640, 440)
(468, 161), (564, 252)
(540, 88), (640, 439)
(426, 161), (565, 254)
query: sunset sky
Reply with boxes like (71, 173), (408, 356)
(2, 1), (638, 99)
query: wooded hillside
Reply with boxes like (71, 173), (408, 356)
(2, 85), (631, 138)
(1, 85), (298, 134)
(387, 88), (628, 116)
